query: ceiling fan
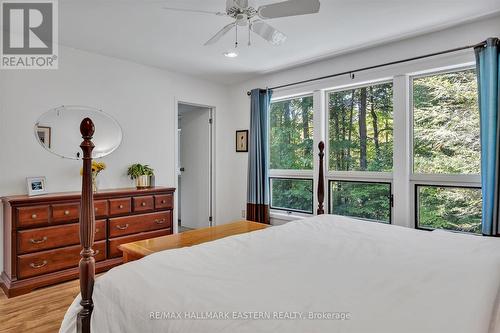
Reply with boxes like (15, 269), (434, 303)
(163, 0), (321, 47)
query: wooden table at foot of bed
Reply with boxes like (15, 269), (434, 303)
(118, 220), (269, 263)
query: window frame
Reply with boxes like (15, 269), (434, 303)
(269, 176), (314, 214)
(409, 65), (482, 233)
(414, 183), (482, 234)
(324, 79), (395, 222)
(268, 92), (315, 215)
(265, 56), (483, 235)
(328, 179), (393, 224)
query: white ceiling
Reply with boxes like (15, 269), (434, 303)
(60, 0), (500, 84)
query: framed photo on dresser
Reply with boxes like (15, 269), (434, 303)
(26, 176), (47, 196)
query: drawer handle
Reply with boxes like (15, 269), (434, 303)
(30, 236), (48, 244)
(155, 219), (166, 225)
(94, 250), (100, 256)
(141, 202), (147, 207)
(64, 210), (70, 216)
(94, 207), (98, 211)
(30, 260), (48, 269)
(119, 204), (124, 209)
(161, 200), (166, 204)
(95, 228), (100, 234)
(31, 214), (38, 219)
(116, 224), (129, 230)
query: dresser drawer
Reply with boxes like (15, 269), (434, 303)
(109, 198), (131, 216)
(94, 200), (109, 218)
(52, 203), (80, 223)
(155, 194), (173, 210)
(17, 206), (49, 228)
(17, 240), (106, 279)
(17, 220), (106, 254)
(109, 211), (172, 238)
(133, 196), (154, 213)
(108, 229), (171, 258)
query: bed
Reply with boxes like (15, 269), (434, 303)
(60, 214), (500, 333)
(63, 122), (500, 333)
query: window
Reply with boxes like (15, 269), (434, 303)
(327, 82), (393, 223)
(270, 95), (313, 170)
(266, 62), (483, 236)
(413, 69), (480, 174)
(328, 82), (393, 172)
(416, 185), (481, 234)
(269, 95), (314, 213)
(329, 180), (391, 223)
(412, 68), (482, 233)
(270, 178), (313, 214)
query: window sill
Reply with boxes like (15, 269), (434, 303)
(270, 210), (311, 222)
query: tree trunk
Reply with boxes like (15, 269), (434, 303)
(301, 100), (310, 159)
(370, 87), (380, 158)
(359, 88), (368, 170)
(333, 106), (341, 170)
(347, 90), (355, 171)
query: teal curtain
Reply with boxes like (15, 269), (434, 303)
(475, 37), (500, 236)
(247, 88), (273, 223)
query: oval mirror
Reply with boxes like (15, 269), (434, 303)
(35, 106), (122, 160)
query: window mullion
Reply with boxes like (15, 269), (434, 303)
(393, 75), (412, 228)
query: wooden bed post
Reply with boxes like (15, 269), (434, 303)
(77, 118), (96, 333)
(317, 141), (325, 215)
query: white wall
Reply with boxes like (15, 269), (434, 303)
(0, 46), (244, 271)
(228, 14), (500, 224)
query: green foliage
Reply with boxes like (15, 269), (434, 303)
(268, 70), (482, 233)
(413, 70), (480, 174)
(418, 186), (481, 234)
(127, 163), (154, 179)
(270, 96), (314, 170)
(328, 83), (393, 172)
(271, 179), (313, 213)
(330, 181), (391, 223)
(413, 70), (482, 233)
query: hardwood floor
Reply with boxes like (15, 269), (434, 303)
(0, 279), (79, 333)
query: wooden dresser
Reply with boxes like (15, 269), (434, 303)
(0, 187), (175, 297)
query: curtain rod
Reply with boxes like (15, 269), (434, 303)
(246, 38), (495, 96)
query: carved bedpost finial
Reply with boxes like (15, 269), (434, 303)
(317, 141), (325, 215)
(80, 118), (95, 139)
(77, 117), (96, 333)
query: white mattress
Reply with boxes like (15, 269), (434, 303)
(60, 215), (500, 333)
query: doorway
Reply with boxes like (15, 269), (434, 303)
(177, 102), (214, 232)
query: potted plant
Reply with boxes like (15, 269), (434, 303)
(127, 163), (154, 189)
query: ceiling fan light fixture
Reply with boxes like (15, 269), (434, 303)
(223, 51), (239, 58)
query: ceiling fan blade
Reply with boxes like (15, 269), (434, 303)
(258, 0), (320, 19)
(162, 7), (226, 16)
(204, 22), (236, 46)
(250, 20), (287, 45)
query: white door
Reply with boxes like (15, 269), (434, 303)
(179, 105), (212, 230)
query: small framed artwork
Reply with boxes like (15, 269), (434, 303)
(36, 126), (51, 148)
(236, 130), (249, 152)
(26, 177), (47, 196)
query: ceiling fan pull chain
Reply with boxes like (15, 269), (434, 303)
(235, 24), (239, 48)
(248, 20), (252, 46)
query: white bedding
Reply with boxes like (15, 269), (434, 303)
(60, 215), (500, 333)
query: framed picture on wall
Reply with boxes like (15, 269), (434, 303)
(36, 126), (51, 148)
(26, 177), (47, 196)
(236, 130), (249, 152)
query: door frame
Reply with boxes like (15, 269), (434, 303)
(174, 99), (216, 233)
